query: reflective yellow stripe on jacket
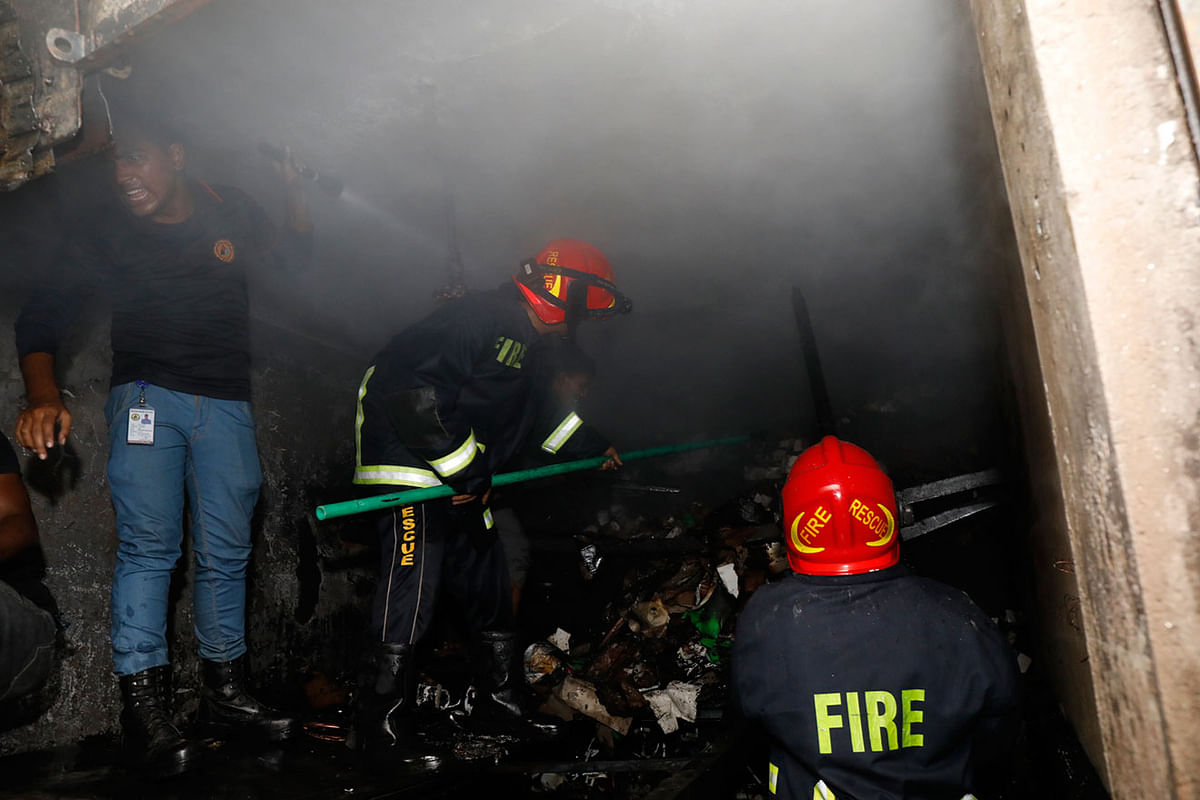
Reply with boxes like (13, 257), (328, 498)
(354, 365), (375, 474)
(541, 412), (583, 454)
(353, 465), (441, 487)
(353, 364), (478, 488)
(429, 430), (479, 478)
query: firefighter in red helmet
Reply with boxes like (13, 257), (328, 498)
(348, 239), (630, 764)
(733, 436), (1019, 800)
(513, 239), (630, 327)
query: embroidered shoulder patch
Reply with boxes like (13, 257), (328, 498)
(213, 239), (235, 263)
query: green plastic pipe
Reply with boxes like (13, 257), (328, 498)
(314, 435), (750, 521)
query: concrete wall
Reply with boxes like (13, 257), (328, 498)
(949, 6), (1104, 776)
(0, 294), (375, 753)
(971, 1), (1200, 795)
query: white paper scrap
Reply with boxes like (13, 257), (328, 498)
(549, 628), (571, 652)
(717, 562), (739, 598)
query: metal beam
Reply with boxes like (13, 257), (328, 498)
(45, 0), (211, 68)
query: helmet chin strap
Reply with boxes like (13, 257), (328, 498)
(564, 279), (588, 339)
(517, 259), (634, 324)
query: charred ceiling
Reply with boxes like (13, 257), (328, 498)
(0, 0), (210, 190)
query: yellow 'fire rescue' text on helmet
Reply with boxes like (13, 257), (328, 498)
(782, 436), (900, 576)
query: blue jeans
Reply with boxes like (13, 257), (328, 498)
(104, 383), (261, 676)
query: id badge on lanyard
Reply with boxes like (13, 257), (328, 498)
(127, 380), (155, 445)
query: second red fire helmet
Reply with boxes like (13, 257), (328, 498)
(782, 436), (900, 576)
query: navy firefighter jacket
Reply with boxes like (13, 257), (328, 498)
(732, 564), (1019, 800)
(355, 283), (581, 497)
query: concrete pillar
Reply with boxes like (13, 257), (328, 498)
(970, 1), (1200, 795)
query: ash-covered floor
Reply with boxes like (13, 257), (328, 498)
(0, 441), (1110, 799)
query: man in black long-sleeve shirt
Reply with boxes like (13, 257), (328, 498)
(13, 110), (308, 775)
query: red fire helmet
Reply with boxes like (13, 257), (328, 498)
(782, 436), (900, 576)
(514, 239), (632, 325)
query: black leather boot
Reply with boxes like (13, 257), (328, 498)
(197, 655), (296, 742)
(470, 630), (563, 738)
(349, 642), (440, 767)
(119, 665), (202, 777)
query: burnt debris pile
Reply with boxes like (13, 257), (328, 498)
(387, 438), (807, 796)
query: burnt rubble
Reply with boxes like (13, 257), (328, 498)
(371, 438), (807, 796)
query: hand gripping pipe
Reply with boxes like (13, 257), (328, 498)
(314, 435), (750, 521)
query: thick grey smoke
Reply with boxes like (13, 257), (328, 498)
(14, 0), (1016, 480)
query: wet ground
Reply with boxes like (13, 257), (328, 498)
(0, 730), (476, 799)
(0, 691), (1110, 800)
(0, 709), (752, 800)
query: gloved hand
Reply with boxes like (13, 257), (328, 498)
(448, 499), (495, 552)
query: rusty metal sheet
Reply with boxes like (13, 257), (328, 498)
(0, 1), (41, 190)
(0, 0), (210, 190)
(0, 0), (77, 188)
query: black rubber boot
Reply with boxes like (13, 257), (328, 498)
(348, 642), (440, 767)
(197, 656), (296, 742)
(470, 630), (563, 738)
(119, 665), (202, 777)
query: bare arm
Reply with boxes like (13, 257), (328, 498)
(0, 473), (37, 563)
(15, 353), (71, 460)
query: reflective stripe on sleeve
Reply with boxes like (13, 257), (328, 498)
(813, 780), (835, 800)
(354, 465), (441, 487)
(767, 762), (778, 795)
(483, 508), (494, 530)
(354, 365), (376, 468)
(430, 430), (479, 477)
(541, 412), (584, 454)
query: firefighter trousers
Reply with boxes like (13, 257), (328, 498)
(370, 500), (514, 645)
